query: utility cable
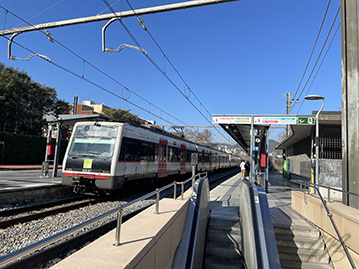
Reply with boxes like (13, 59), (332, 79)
(295, 22), (340, 114)
(292, 0), (332, 101)
(15, 0), (66, 28)
(0, 33), (185, 127)
(0, 5), (189, 128)
(103, 0), (234, 144)
(290, 5), (341, 112)
(124, 0), (212, 120)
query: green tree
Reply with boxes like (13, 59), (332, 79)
(102, 108), (145, 124)
(0, 62), (69, 135)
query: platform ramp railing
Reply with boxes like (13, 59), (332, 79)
(298, 180), (356, 269)
(173, 172), (210, 269)
(240, 179), (280, 269)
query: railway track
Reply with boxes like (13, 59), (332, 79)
(0, 168), (240, 268)
(0, 196), (101, 229)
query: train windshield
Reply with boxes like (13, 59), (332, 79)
(68, 125), (118, 158)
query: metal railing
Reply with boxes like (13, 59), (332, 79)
(0, 172), (204, 268)
(114, 172), (207, 245)
(298, 180), (357, 269)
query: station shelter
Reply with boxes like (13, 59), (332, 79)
(44, 113), (116, 177)
(276, 111), (342, 198)
(212, 114), (324, 192)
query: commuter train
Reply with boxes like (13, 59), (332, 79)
(62, 122), (240, 194)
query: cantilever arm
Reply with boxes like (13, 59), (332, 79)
(101, 18), (147, 55)
(8, 32), (51, 61)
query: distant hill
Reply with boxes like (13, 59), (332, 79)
(215, 139), (282, 154)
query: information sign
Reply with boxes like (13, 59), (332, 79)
(212, 116), (251, 124)
(298, 117), (315, 125)
(254, 117), (297, 125)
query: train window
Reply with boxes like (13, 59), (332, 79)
(68, 137), (116, 158)
(119, 137), (158, 162)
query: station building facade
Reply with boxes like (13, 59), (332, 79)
(276, 111), (342, 195)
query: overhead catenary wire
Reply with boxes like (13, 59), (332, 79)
(290, 5), (341, 112)
(102, 0), (234, 144)
(291, 0), (332, 101)
(124, 0), (212, 120)
(0, 5), (190, 128)
(0, 33), (185, 127)
(14, 0), (66, 28)
(295, 22), (341, 114)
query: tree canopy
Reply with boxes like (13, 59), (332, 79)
(102, 107), (145, 124)
(185, 129), (214, 145)
(0, 63), (69, 136)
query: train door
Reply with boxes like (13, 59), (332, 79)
(180, 144), (186, 174)
(209, 152), (212, 169)
(158, 139), (168, 178)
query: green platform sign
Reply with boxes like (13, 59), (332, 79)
(298, 117), (315, 125)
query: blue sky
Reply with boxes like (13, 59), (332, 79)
(0, 0), (341, 143)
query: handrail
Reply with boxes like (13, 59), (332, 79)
(0, 173), (203, 268)
(172, 172), (209, 269)
(297, 180), (359, 203)
(186, 173), (209, 268)
(115, 172), (207, 245)
(240, 179), (281, 268)
(298, 180), (356, 269)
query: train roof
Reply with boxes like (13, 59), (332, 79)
(73, 121), (230, 154)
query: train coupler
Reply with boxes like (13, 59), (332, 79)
(72, 176), (97, 194)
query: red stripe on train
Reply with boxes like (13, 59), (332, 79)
(64, 172), (110, 180)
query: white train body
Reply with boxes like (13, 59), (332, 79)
(62, 122), (239, 193)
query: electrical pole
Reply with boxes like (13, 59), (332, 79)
(341, 0), (359, 208)
(286, 93), (291, 137)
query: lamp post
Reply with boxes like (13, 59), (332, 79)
(304, 95), (325, 188)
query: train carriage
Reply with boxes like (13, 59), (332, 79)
(62, 121), (239, 194)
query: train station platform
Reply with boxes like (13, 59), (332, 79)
(52, 170), (348, 268)
(0, 168), (65, 205)
(0, 169), (62, 191)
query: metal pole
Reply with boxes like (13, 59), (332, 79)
(315, 100), (324, 187)
(0, 0), (239, 36)
(250, 116), (255, 183)
(45, 124), (52, 162)
(115, 209), (123, 246)
(155, 190), (160, 214)
(341, 0), (359, 208)
(181, 183), (184, 200)
(265, 128), (269, 193)
(173, 182), (177, 199)
(52, 122), (61, 178)
(286, 92), (291, 137)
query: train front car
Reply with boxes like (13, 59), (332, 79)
(62, 122), (121, 194)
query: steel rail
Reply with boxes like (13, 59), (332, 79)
(298, 180), (356, 269)
(0, 172), (207, 268)
(0, 198), (100, 229)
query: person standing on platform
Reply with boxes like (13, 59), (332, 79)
(240, 160), (246, 178)
(245, 161), (250, 178)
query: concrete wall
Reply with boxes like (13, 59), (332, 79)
(292, 191), (359, 257)
(318, 159), (342, 187)
(53, 191), (192, 269)
(288, 156), (342, 199)
(288, 154), (311, 180)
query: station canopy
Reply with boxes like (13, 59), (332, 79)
(212, 114), (316, 152)
(45, 113), (116, 127)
